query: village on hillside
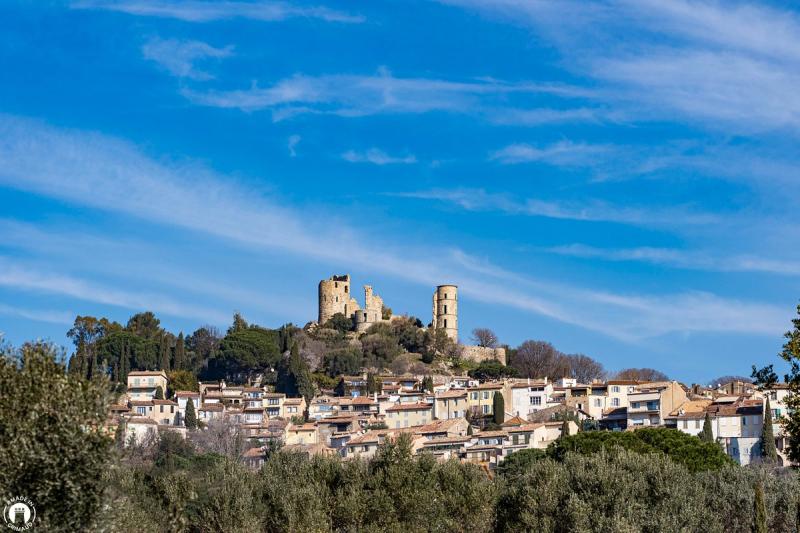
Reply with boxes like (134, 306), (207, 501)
(110, 274), (791, 470)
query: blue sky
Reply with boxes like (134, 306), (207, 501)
(1, 0), (799, 383)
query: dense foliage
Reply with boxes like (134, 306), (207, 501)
(547, 427), (735, 473)
(0, 342), (112, 531)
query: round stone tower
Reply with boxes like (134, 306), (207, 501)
(432, 284), (458, 342)
(318, 274), (352, 324)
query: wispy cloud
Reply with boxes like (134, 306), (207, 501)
(546, 243), (800, 277)
(489, 140), (610, 166)
(182, 67), (584, 120)
(342, 148), (416, 165)
(0, 303), (74, 326)
(0, 257), (229, 323)
(72, 0), (365, 24)
(142, 37), (233, 80)
(0, 114), (785, 341)
(287, 134), (301, 157)
(438, 0), (800, 133)
(396, 188), (719, 228)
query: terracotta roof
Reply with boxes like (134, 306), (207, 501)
(669, 399), (712, 418)
(506, 424), (544, 433)
(500, 415), (527, 427)
(284, 398), (304, 405)
(244, 406), (265, 412)
(200, 403), (224, 412)
(386, 402), (432, 412)
(436, 389), (468, 399)
(422, 435), (471, 445)
(130, 400), (154, 406)
(243, 387), (263, 392)
(475, 430), (508, 438)
(128, 371), (166, 377)
(510, 380), (548, 389)
(471, 382), (503, 390)
(127, 416), (157, 425)
(152, 399), (177, 406)
(288, 423), (317, 432)
(347, 431), (381, 445)
(416, 418), (466, 434)
(175, 391), (200, 397)
(263, 393), (286, 398)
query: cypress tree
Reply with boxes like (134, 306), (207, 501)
(561, 419), (571, 438)
(367, 372), (378, 394)
(155, 386), (164, 400)
(115, 419), (126, 449)
(761, 397), (778, 462)
(493, 391), (505, 425)
(174, 332), (185, 371)
(159, 336), (170, 372)
(184, 398), (197, 430)
(700, 413), (715, 443)
(754, 482), (768, 533)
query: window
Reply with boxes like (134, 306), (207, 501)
(742, 417), (747, 426)
(444, 319), (448, 328)
(471, 392), (478, 400)
(632, 402), (640, 409)
(612, 398), (620, 407)
(682, 420), (688, 429)
(444, 305), (448, 314)
(444, 293), (448, 299)
(531, 396), (542, 406)
(148, 378), (154, 386)
(594, 399), (602, 407)
(611, 386), (620, 393)
(483, 405), (490, 414)
(695, 420), (700, 429)
(483, 391), (489, 400)
(160, 405), (164, 413)
(137, 407), (146, 415)
(345, 285), (348, 293)
(646, 401), (659, 411)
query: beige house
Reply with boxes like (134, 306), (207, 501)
(467, 382), (504, 416)
(263, 393), (286, 418)
(386, 402), (433, 429)
(285, 423), (319, 445)
(627, 381), (688, 427)
(127, 370), (168, 401)
(433, 389), (468, 420)
(283, 397), (307, 418)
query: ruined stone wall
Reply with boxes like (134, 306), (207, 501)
(461, 345), (507, 365)
(356, 285), (385, 332)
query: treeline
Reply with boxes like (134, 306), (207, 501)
(65, 310), (668, 394)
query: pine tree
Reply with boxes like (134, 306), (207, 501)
(761, 397), (778, 462)
(184, 398), (197, 430)
(155, 386), (164, 400)
(174, 332), (185, 371)
(699, 413), (714, 443)
(493, 391), (505, 425)
(754, 482), (768, 533)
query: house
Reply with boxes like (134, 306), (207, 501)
(340, 395), (378, 415)
(386, 402), (433, 429)
(415, 418), (469, 440)
(283, 397), (306, 418)
(151, 399), (179, 426)
(263, 393), (285, 418)
(175, 391), (201, 411)
(309, 395), (340, 420)
(672, 397), (765, 465)
(199, 403), (224, 422)
(336, 375), (369, 397)
(127, 371), (168, 401)
(433, 389), (468, 420)
(420, 435), (472, 460)
(508, 379), (552, 419)
(285, 423), (319, 445)
(467, 382), (503, 417)
(125, 416), (158, 445)
(606, 380), (639, 410)
(345, 431), (383, 459)
(626, 381), (688, 427)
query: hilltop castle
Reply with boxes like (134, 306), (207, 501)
(318, 274), (459, 341)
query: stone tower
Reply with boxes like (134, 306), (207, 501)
(318, 274), (360, 324)
(432, 284), (458, 342)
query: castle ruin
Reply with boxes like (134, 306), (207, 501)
(317, 274), (505, 364)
